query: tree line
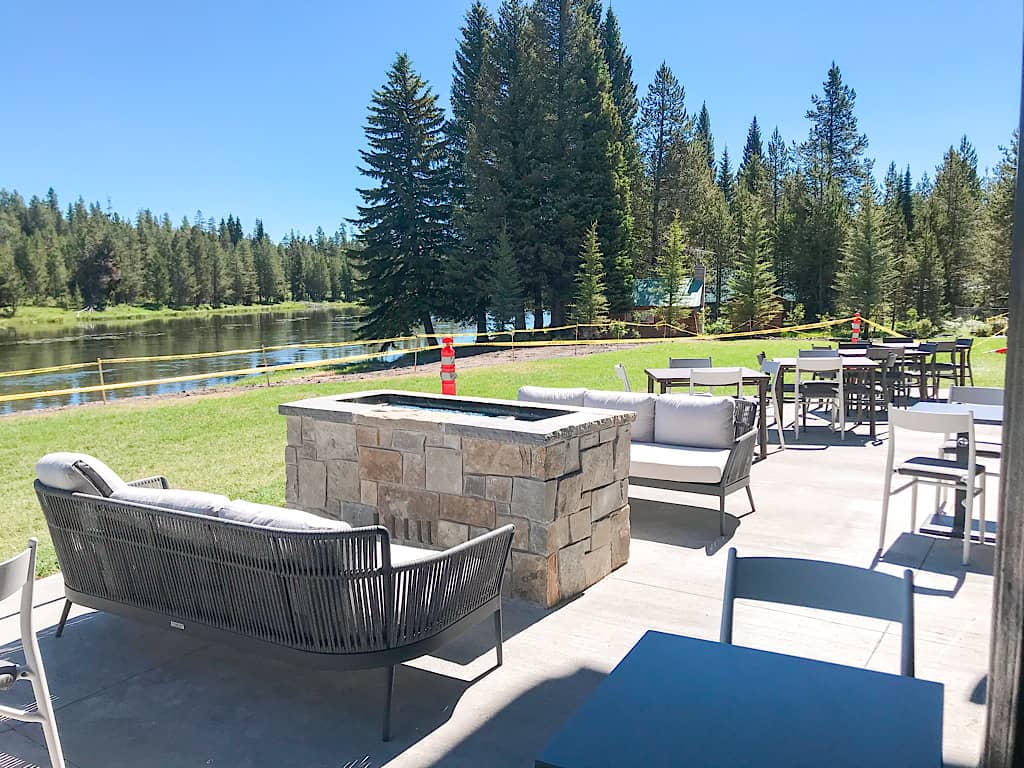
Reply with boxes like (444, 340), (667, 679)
(0, 190), (358, 314)
(354, 0), (1017, 339)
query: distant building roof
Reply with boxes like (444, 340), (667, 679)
(633, 264), (705, 309)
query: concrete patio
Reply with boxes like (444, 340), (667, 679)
(1, 416), (995, 767)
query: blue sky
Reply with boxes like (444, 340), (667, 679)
(2, 0), (1020, 240)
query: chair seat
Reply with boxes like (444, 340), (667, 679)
(799, 381), (839, 396)
(941, 439), (1002, 459)
(896, 456), (986, 482)
(0, 660), (17, 691)
(629, 442), (731, 484)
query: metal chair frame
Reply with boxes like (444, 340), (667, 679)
(688, 367), (744, 398)
(794, 355), (845, 440)
(614, 363), (631, 392)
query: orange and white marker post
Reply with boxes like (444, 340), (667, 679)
(851, 311), (862, 342)
(440, 336), (457, 395)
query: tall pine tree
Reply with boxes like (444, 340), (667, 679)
(834, 182), (889, 319)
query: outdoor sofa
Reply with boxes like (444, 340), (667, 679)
(517, 388), (758, 535)
(33, 452), (514, 741)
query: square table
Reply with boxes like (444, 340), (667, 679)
(908, 401), (1003, 542)
(643, 367), (770, 460)
(772, 356), (882, 439)
(536, 630), (944, 768)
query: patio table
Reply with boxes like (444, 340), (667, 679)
(773, 356), (881, 439)
(644, 367), (769, 460)
(536, 630), (944, 768)
(908, 401), (1003, 543)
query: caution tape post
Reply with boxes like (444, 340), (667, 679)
(440, 336), (457, 395)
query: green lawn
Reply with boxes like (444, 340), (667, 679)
(2, 336), (1006, 575)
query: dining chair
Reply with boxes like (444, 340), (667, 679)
(720, 547), (915, 676)
(0, 539), (67, 768)
(903, 342), (937, 400)
(688, 367), (744, 397)
(759, 360), (786, 449)
(794, 354), (845, 439)
(614, 363), (631, 392)
(881, 406), (986, 565)
(930, 340), (961, 395)
(956, 338), (976, 386)
(838, 341), (870, 351)
(669, 357), (713, 368)
(938, 386), (1004, 460)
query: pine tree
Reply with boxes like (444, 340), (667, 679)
(351, 53), (451, 341)
(695, 102), (715, 172)
(880, 163), (913, 325)
(488, 224), (524, 330)
(253, 237), (285, 303)
(728, 187), (780, 330)
(834, 182), (889, 319)
(738, 116), (764, 192)
(977, 131), (1017, 305)
(572, 222), (609, 323)
(77, 232), (120, 308)
(658, 215), (689, 326)
(930, 136), (982, 310)
(0, 241), (22, 316)
(639, 62), (687, 265)
(717, 146), (736, 206)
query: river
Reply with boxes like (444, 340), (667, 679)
(0, 306), (484, 414)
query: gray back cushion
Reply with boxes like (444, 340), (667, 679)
(654, 395), (737, 449)
(582, 390), (656, 442)
(219, 499), (352, 531)
(110, 486), (229, 517)
(517, 386), (586, 407)
(36, 452), (126, 497)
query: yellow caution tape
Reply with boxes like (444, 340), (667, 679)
(0, 361), (99, 379)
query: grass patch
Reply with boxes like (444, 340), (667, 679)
(1, 336), (1006, 575)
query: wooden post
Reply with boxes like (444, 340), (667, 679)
(413, 345), (418, 373)
(261, 346), (271, 387)
(96, 358), (107, 403)
(574, 324), (579, 356)
(984, 38), (1024, 767)
(511, 330), (516, 362)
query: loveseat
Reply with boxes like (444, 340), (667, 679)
(34, 452), (513, 741)
(516, 388), (758, 535)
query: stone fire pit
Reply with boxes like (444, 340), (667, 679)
(279, 390), (633, 607)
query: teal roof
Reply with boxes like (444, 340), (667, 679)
(633, 277), (704, 309)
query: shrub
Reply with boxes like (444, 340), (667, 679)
(703, 317), (733, 336)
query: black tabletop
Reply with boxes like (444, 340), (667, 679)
(536, 630), (944, 768)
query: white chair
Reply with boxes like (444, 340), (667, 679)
(794, 355), (845, 440)
(940, 386), (1003, 460)
(0, 539), (67, 768)
(614, 363), (631, 392)
(688, 367), (744, 397)
(759, 360), (786, 449)
(881, 407), (986, 565)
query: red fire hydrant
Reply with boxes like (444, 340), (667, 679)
(440, 336), (457, 395)
(851, 311), (862, 342)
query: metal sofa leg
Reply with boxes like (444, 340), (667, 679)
(55, 599), (72, 638)
(382, 665), (396, 742)
(745, 486), (755, 513)
(493, 608), (503, 667)
(719, 495), (726, 536)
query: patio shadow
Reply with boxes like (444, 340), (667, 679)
(627, 494), (741, 553)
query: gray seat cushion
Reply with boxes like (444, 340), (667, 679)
(218, 499), (351, 531)
(36, 452), (126, 497)
(653, 395), (736, 450)
(389, 542), (439, 565)
(582, 390), (656, 442)
(110, 486), (230, 517)
(896, 457), (986, 482)
(516, 386), (586, 407)
(940, 439), (1001, 458)
(629, 443), (731, 484)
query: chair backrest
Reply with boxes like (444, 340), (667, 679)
(720, 547), (915, 676)
(669, 357), (712, 369)
(883, 336), (911, 344)
(810, 344), (834, 350)
(759, 359), (781, 385)
(796, 356), (843, 374)
(614, 363), (631, 392)
(956, 338), (975, 349)
(888, 405), (974, 436)
(689, 367), (743, 395)
(798, 348), (840, 358)
(949, 386), (1004, 406)
(838, 341), (870, 350)
(756, 351), (766, 365)
(0, 540), (34, 604)
(932, 340), (957, 353)
(866, 348), (897, 365)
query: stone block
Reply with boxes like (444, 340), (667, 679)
(326, 460), (360, 503)
(297, 460), (327, 511)
(530, 441), (566, 480)
(591, 481), (623, 520)
(285, 446), (297, 465)
(360, 480), (378, 506)
(464, 474), (486, 498)
(463, 437), (528, 476)
(441, 494), (495, 528)
(583, 544), (612, 587)
(569, 511), (590, 543)
(298, 444), (317, 460)
(358, 447), (403, 484)
(512, 551), (559, 607)
(443, 433), (462, 449)
(356, 426), (379, 446)
(470, 525), (489, 539)
(610, 505), (631, 569)
(403, 452), (425, 488)
(555, 472), (583, 518)
(378, 485), (439, 521)
(286, 416), (302, 447)
(580, 432), (599, 450)
(285, 463), (298, 505)
(600, 427), (617, 444)
(581, 442), (614, 491)
(377, 427), (393, 450)
(425, 447), (463, 495)
(530, 515), (570, 556)
(614, 431), (631, 481)
(511, 477), (557, 523)
(558, 539), (589, 599)
(495, 502), (510, 517)
(341, 501), (378, 528)
(565, 437), (581, 474)
(436, 519), (469, 549)
(314, 421), (358, 460)
(486, 475), (513, 503)
(591, 516), (612, 551)
(393, 429), (426, 453)
(497, 513), (529, 550)
(301, 416), (315, 443)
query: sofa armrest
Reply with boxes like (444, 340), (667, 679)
(388, 524), (513, 647)
(127, 475), (169, 489)
(723, 429), (757, 485)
